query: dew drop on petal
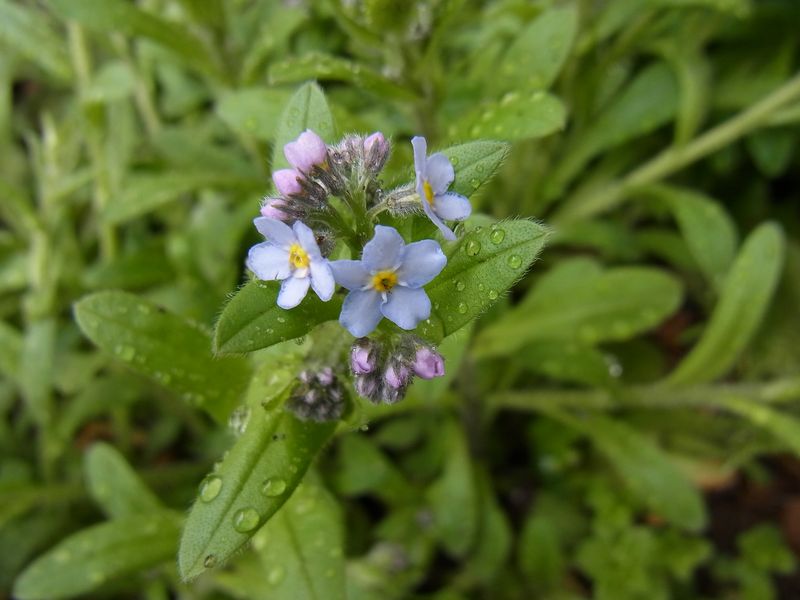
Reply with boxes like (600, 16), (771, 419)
(261, 478), (287, 497)
(507, 255), (522, 269)
(490, 228), (505, 244)
(199, 476), (222, 502)
(233, 508), (260, 532)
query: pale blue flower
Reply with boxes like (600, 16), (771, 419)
(246, 217), (335, 309)
(330, 225), (447, 337)
(412, 136), (471, 241)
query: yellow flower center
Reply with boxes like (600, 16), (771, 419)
(422, 180), (435, 205)
(371, 270), (398, 293)
(288, 243), (310, 270)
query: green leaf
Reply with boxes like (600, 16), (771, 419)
(426, 420), (479, 558)
(216, 87), (294, 141)
(497, 5), (578, 92)
(73, 291), (251, 423)
(103, 171), (261, 225)
(333, 434), (411, 503)
(565, 414), (706, 530)
(665, 223), (785, 386)
(475, 259), (683, 359)
(84, 443), (162, 519)
(461, 469), (512, 584)
(269, 53), (415, 101)
(746, 129), (796, 178)
(178, 406), (336, 580)
(47, 0), (221, 79)
(643, 184), (738, 289)
(214, 281), (342, 355)
(722, 398), (800, 456)
(0, 0), (71, 80)
(548, 62), (678, 196)
(418, 220), (550, 342)
(13, 511), (181, 600)
(441, 141), (510, 198)
(449, 90), (566, 142)
(247, 476), (346, 600)
(271, 82), (335, 172)
(518, 341), (614, 388)
(0, 320), (21, 384)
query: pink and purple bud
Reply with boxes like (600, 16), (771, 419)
(284, 129), (328, 173)
(412, 346), (445, 379)
(259, 198), (290, 221)
(351, 338), (377, 375)
(273, 168), (303, 196)
(384, 363), (411, 390)
(363, 131), (390, 173)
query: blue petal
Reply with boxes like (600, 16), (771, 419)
(426, 153), (454, 195)
(330, 260), (369, 290)
(434, 192), (471, 221)
(396, 240), (447, 288)
(411, 136), (428, 180)
(254, 217), (295, 248)
(277, 276), (310, 309)
(362, 225), (405, 271)
(422, 200), (456, 241)
(246, 243), (290, 280)
(340, 290), (384, 337)
(380, 286), (431, 330)
(293, 221), (322, 259)
(310, 260), (335, 301)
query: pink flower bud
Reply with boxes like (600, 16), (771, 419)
(273, 168), (303, 196)
(413, 347), (445, 379)
(384, 363), (411, 389)
(351, 340), (376, 374)
(284, 129), (327, 173)
(259, 198), (289, 220)
(364, 131), (387, 153)
(363, 131), (390, 173)
(355, 376), (377, 399)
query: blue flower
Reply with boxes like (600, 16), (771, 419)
(412, 136), (471, 241)
(246, 217), (335, 309)
(330, 225), (447, 337)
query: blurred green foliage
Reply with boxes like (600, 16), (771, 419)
(2, 0), (800, 598)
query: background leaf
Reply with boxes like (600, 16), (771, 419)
(271, 82), (335, 171)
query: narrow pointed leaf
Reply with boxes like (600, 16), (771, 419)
(74, 291), (251, 423)
(0, 0), (71, 80)
(178, 407), (336, 580)
(666, 223), (784, 386)
(214, 281), (342, 354)
(13, 511), (181, 600)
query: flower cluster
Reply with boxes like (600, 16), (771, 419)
(350, 336), (444, 404)
(246, 129), (469, 407)
(286, 367), (346, 422)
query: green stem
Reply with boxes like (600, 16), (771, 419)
(553, 72), (800, 224)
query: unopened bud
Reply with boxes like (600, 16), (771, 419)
(412, 346), (445, 379)
(284, 129), (328, 173)
(273, 168), (303, 196)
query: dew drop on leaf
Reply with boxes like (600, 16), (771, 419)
(203, 554), (217, 568)
(457, 302), (468, 314)
(464, 239), (482, 257)
(268, 565), (286, 585)
(455, 280), (465, 291)
(233, 507), (260, 532)
(261, 477), (287, 497)
(469, 178), (481, 189)
(488, 289), (499, 300)
(507, 255), (522, 269)
(490, 228), (505, 244)
(115, 345), (136, 361)
(199, 476), (222, 502)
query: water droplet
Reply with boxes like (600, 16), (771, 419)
(204, 554), (217, 568)
(457, 302), (468, 314)
(288, 464), (299, 473)
(277, 316), (286, 324)
(507, 255), (522, 269)
(455, 280), (465, 291)
(488, 289), (498, 300)
(490, 228), (506, 244)
(450, 156), (459, 166)
(200, 476), (222, 502)
(268, 565), (286, 585)
(261, 478), (287, 497)
(464, 239), (481, 257)
(233, 508), (260, 532)
(469, 178), (480, 189)
(478, 283), (485, 292)
(115, 345), (135, 361)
